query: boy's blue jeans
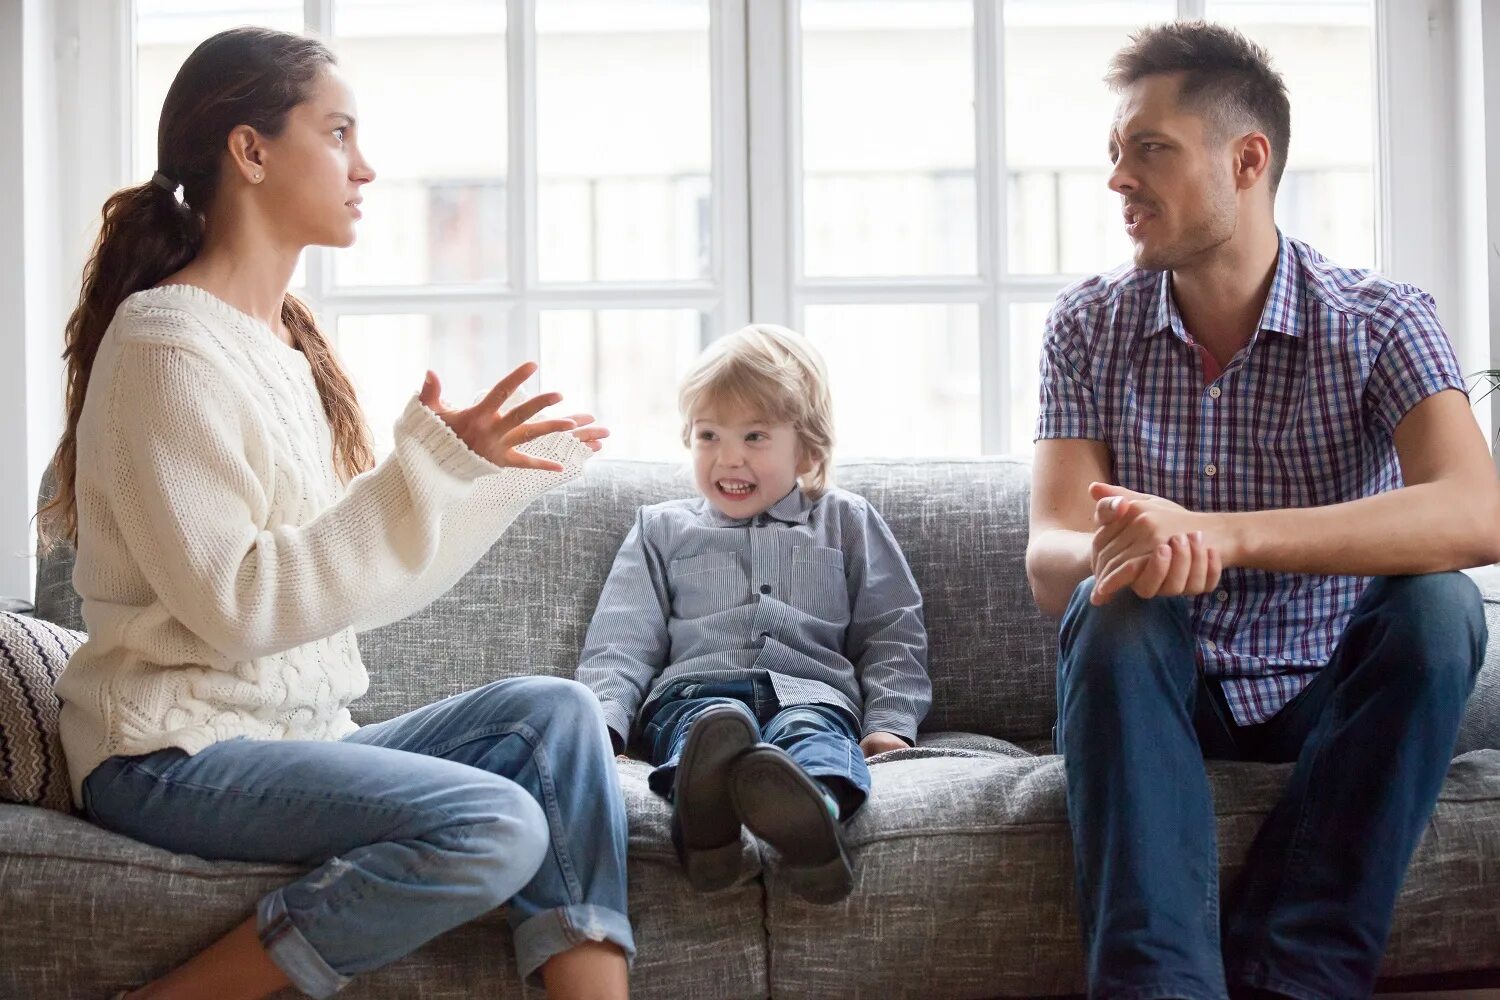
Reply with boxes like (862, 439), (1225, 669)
(640, 673), (871, 816)
(1056, 573), (1485, 1000)
(82, 676), (634, 998)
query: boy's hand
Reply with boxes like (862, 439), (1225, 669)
(860, 731), (908, 758)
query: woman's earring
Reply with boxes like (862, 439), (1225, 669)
(254, 171), (263, 182)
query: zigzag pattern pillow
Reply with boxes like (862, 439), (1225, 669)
(0, 611), (83, 812)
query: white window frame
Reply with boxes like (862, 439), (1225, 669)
(130, 0), (753, 374)
(744, 0), (1424, 456)
(95, 0), (1479, 450)
(6, 0), (1492, 598)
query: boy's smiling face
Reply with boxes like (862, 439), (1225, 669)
(690, 399), (811, 519)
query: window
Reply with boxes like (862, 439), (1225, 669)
(1207, 0), (1376, 267)
(131, 0), (1379, 461)
(135, 0), (742, 462)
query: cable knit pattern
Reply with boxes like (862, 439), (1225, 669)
(56, 284), (592, 806)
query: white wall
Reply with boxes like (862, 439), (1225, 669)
(0, 0), (55, 602)
(0, 0), (129, 600)
(1458, 0), (1494, 446)
(1468, 0), (1500, 451)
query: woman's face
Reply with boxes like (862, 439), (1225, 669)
(258, 67), (375, 249)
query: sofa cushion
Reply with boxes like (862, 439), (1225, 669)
(35, 459), (1062, 744)
(341, 459), (1061, 743)
(0, 611), (82, 812)
(763, 748), (1500, 999)
(0, 756), (767, 1000)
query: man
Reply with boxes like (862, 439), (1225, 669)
(1026, 20), (1498, 1000)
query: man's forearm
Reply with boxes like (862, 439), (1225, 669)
(1026, 528), (1095, 617)
(1220, 480), (1500, 577)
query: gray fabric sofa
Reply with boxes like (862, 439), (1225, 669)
(5, 458), (1500, 999)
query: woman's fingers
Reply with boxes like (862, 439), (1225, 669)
(475, 361), (540, 414)
(496, 452), (567, 474)
(419, 370), (444, 410)
(494, 391), (566, 432)
(501, 417), (581, 449)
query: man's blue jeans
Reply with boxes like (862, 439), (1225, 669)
(640, 673), (871, 817)
(82, 676), (634, 997)
(1056, 573), (1485, 1000)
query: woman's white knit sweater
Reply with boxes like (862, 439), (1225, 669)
(56, 284), (591, 807)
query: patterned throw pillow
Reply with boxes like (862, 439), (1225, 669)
(0, 611), (83, 812)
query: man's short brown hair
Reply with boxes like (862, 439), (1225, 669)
(1107, 21), (1291, 193)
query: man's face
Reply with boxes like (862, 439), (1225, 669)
(1107, 72), (1239, 271)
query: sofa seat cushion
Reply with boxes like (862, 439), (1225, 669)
(0, 758), (767, 1000)
(764, 747), (1500, 999)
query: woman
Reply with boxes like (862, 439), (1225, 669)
(42, 26), (631, 1000)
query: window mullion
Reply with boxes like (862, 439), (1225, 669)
(747, 0), (795, 325)
(508, 0), (538, 367)
(304, 0), (332, 311)
(975, 0), (1005, 453)
(714, 0), (750, 332)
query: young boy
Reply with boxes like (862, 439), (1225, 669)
(576, 324), (931, 905)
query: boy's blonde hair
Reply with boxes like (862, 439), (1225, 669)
(679, 324), (835, 498)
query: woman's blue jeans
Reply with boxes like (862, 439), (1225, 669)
(82, 676), (634, 997)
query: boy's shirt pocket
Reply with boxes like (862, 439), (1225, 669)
(667, 551), (749, 619)
(790, 545), (849, 624)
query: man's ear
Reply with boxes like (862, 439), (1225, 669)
(1233, 131), (1272, 192)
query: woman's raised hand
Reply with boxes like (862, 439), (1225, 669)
(419, 362), (608, 472)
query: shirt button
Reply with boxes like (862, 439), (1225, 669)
(1208, 385), (1222, 399)
(1215, 590), (1229, 602)
(1205, 640), (1218, 652)
(759, 584), (772, 595)
(1204, 463), (1218, 477)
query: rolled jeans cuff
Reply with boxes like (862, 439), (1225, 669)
(513, 903), (637, 986)
(256, 888), (352, 999)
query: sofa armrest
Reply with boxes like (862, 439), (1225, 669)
(1457, 567), (1500, 755)
(0, 597), (34, 616)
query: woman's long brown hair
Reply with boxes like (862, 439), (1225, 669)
(38, 27), (374, 549)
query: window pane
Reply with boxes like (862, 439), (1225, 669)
(1004, 0), (1175, 276)
(538, 310), (706, 460)
(1009, 301), (1051, 456)
(336, 312), (511, 455)
(802, 304), (980, 457)
(801, 0), (976, 277)
(536, 1), (712, 283)
(1208, 0), (1375, 268)
(135, 2), (305, 180)
(333, 1), (508, 287)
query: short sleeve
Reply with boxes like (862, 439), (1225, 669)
(1035, 297), (1103, 442)
(1364, 287), (1468, 437)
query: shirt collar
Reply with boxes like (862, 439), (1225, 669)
(1140, 230), (1303, 343)
(703, 486), (813, 527)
